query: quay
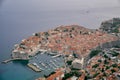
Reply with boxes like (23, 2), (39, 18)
(27, 63), (41, 72)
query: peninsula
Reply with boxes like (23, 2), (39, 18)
(11, 18), (120, 80)
(12, 25), (118, 60)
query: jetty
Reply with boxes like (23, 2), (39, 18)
(2, 58), (29, 64)
(27, 63), (41, 72)
(2, 59), (13, 63)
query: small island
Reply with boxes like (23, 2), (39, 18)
(4, 18), (120, 80)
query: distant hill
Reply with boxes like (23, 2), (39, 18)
(99, 18), (120, 33)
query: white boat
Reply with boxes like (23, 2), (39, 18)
(52, 54), (62, 58)
(41, 63), (47, 68)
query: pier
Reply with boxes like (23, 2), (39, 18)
(2, 58), (29, 64)
(2, 59), (13, 63)
(27, 63), (41, 72)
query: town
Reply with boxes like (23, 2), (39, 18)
(10, 18), (120, 80)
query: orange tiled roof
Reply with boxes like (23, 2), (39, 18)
(46, 68), (64, 80)
(14, 25), (119, 56)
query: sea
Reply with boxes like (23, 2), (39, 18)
(0, 0), (120, 80)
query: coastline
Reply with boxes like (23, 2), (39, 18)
(3, 18), (120, 80)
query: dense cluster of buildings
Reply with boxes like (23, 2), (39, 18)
(11, 22), (120, 80)
(85, 48), (120, 80)
(12, 25), (118, 59)
(36, 47), (120, 80)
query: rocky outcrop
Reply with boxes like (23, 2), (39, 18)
(99, 18), (120, 33)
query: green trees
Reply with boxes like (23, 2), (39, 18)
(92, 64), (99, 68)
(93, 73), (100, 78)
(104, 54), (108, 58)
(90, 50), (101, 58)
(66, 61), (72, 65)
(111, 51), (119, 57)
(111, 64), (117, 67)
(62, 72), (74, 80)
(104, 60), (109, 64)
(98, 59), (102, 62)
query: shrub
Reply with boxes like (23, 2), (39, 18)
(111, 69), (116, 73)
(118, 66), (120, 69)
(98, 59), (102, 62)
(111, 51), (119, 57)
(90, 50), (101, 58)
(93, 73), (99, 78)
(111, 64), (117, 67)
(104, 60), (109, 64)
(104, 54), (109, 58)
(62, 72), (74, 80)
(66, 61), (72, 65)
(92, 64), (99, 68)
(106, 66), (110, 70)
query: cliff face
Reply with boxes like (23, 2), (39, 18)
(12, 25), (119, 59)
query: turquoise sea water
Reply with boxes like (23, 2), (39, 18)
(0, 0), (120, 80)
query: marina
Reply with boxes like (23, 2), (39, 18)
(28, 52), (64, 72)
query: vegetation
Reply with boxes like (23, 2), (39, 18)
(62, 71), (81, 80)
(105, 66), (110, 70)
(73, 53), (79, 58)
(111, 51), (119, 57)
(90, 49), (101, 58)
(44, 32), (49, 36)
(92, 64), (99, 68)
(34, 33), (39, 36)
(104, 54), (108, 58)
(112, 27), (119, 33)
(93, 73), (99, 78)
(104, 60), (109, 64)
(111, 69), (116, 73)
(66, 61), (72, 65)
(98, 59), (102, 62)
(114, 45), (120, 48)
(62, 72), (74, 80)
(118, 66), (120, 69)
(111, 64), (118, 67)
